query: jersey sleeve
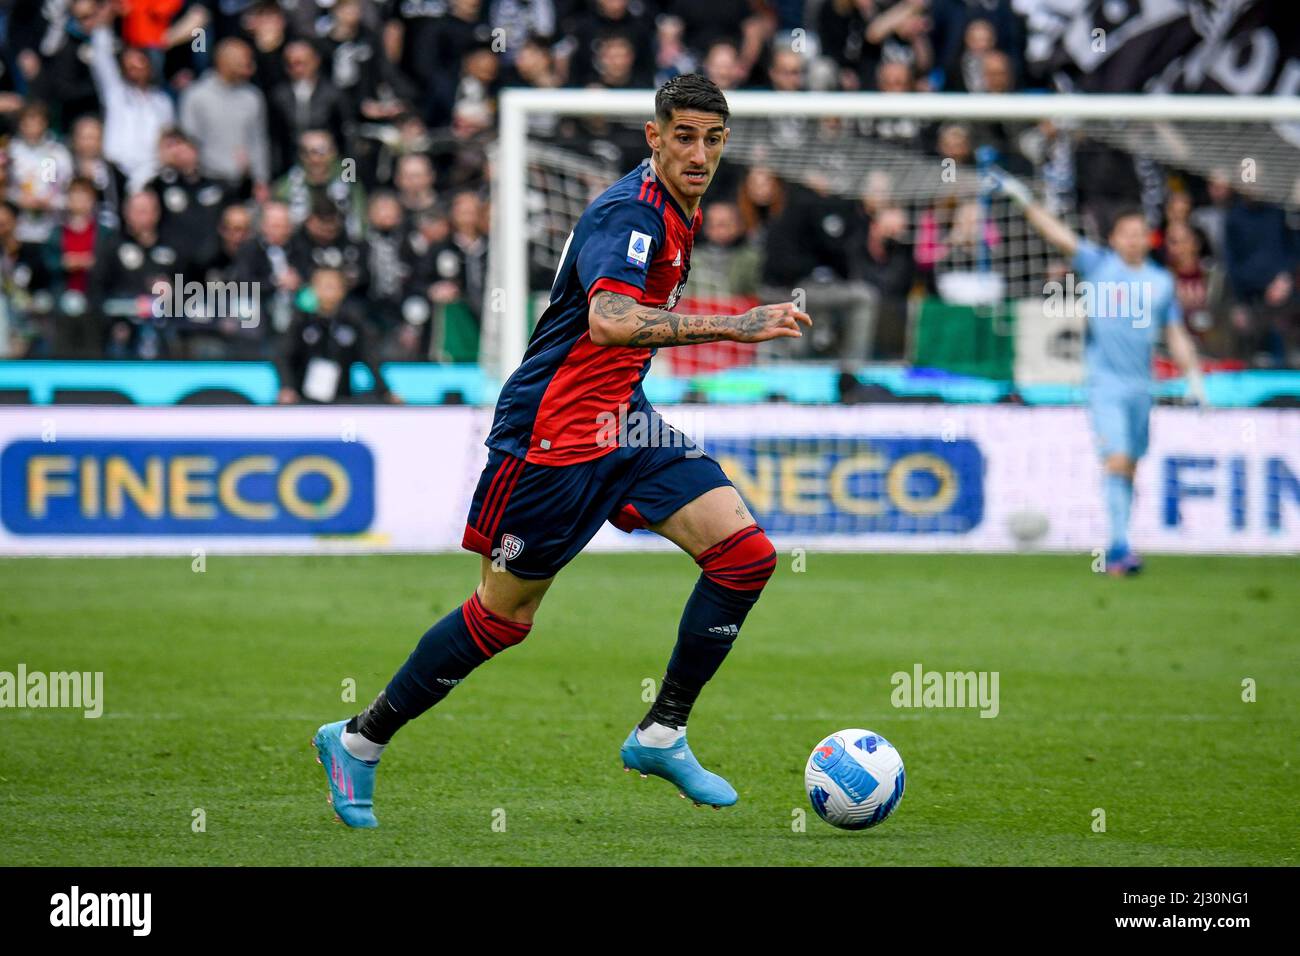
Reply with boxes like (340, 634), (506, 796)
(577, 201), (666, 303)
(1072, 237), (1106, 276)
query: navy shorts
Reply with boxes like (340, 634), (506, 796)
(461, 436), (734, 579)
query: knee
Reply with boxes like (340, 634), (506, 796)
(696, 524), (777, 592)
(464, 591), (533, 656)
(1104, 454), (1135, 479)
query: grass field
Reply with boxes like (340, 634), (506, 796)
(0, 551), (1296, 866)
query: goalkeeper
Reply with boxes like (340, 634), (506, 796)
(988, 168), (1207, 575)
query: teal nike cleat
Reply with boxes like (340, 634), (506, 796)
(619, 727), (738, 808)
(312, 719), (379, 828)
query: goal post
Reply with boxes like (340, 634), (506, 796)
(489, 89), (1300, 382)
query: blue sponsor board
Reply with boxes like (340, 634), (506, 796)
(1, 439), (374, 535)
(704, 436), (984, 534)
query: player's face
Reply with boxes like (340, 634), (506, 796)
(649, 110), (729, 206)
(1109, 215), (1150, 266)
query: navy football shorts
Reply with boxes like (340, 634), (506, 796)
(461, 437), (734, 580)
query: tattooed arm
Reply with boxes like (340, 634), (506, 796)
(588, 291), (811, 348)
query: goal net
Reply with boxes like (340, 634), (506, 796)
(485, 91), (1300, 385)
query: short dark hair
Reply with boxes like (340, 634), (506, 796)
(1108, 205), (1148, 234)
(655, 73), (729, 125)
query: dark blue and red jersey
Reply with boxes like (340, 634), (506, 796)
(486, 157), (703, 466)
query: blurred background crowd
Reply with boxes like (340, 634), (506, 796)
(0, 0), (1296, 381)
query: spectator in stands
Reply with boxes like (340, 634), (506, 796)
(820, 0), (932, 91)
(276, 265), (399, 405)
(1191, 169), (1233, 259)
(447, 42), (501, 134)
(146, 129), (228, 274)
(52, 176), (101, 298)
(89, 188), (184, 359)
(1223, 195), (1299, 367)
(23, 0), (101, 132)
(761, 176), (876, 362)
(944, 16), (997, 92)
(1165, 219), (1230, 359)
(205, 203), (253, 287)
(179, 37), (270, 201)
(7, 101), (73, 244)
(591, 33), (643, 90)
(915, 194), (999, 283)
(736, 163), (785, 241)
(485, 0), (556, 68)
(273, 129), (366, 242)
(672, 0), (772, 72)
(269, 40), (347, 178)
(119, 0), (210, 88)
(653, 15), (697, 88)
(394, 152), (438, 225)
(850, 202), (914, 360)
(353, 14), (420, 126)
(864, 61), (924, 145)
(701, 39), (747, 91)
(767, 46), (805, 92)
(0, 199), (54, 356)
(412, 189), (487, 327)
(232, 200), (299, 344)
(243, 1), (288, 93)
(288, 200), (363, 291)
(968, 50), (1031, 170)
(318, 0), (381, 116)
(563, 0), (654, 88)
(691, 199), (762, 300)
(355, 190), (412, 335)
(929, 0), (1026, 91)
(982, 48), (1015, 93)
(935, 121), (974, 166)
(411, 0), (493, 128)
(87, 4), (175, 191)
(505, 36), (562, 90)
(67, 115), (121, 231)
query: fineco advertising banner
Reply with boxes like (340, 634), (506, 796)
(0, 405), (1295, 555)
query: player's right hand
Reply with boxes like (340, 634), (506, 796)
(983, 166), (1033, 208)
(734, 302), (812, 343)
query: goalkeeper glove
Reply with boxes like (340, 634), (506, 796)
(984, 166), (1034, 209)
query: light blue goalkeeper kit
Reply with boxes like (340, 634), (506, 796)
(1072, 238), (1182, 565)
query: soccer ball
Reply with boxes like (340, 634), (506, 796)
(805, 729), (905, 830)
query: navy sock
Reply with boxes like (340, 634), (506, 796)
(645, 526), (776, 727)
(377, 592), (530, 736)
(663, 574), (762, 693)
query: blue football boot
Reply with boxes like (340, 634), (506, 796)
(1105, 547), (1145, 577)
(312, 719), (379, 828)
(620, 727), (738, 808)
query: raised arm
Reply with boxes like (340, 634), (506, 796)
(588, 291), (810, 348)
(88, 24), (125, 102)
(986, 167), (1078, 260)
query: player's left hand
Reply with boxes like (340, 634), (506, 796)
(1183, 375), (1208, 407)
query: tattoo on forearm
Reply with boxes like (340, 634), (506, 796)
(591, 292), (780, 347)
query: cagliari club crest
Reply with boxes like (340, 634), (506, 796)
(500, 534), (525, 560)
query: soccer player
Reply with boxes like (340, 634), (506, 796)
(312, 74), (810, 826)
(989, 169), (1207, 575)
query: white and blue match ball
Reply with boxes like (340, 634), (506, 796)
(805, 729), (905, 830)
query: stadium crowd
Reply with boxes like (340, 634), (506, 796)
(0, 0), (1296, 382)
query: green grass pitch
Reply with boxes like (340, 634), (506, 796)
(1, 552), (1296, 866)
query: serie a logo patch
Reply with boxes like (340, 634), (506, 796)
(500, 534), (525, 560)
(626, 230), (652, 269)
